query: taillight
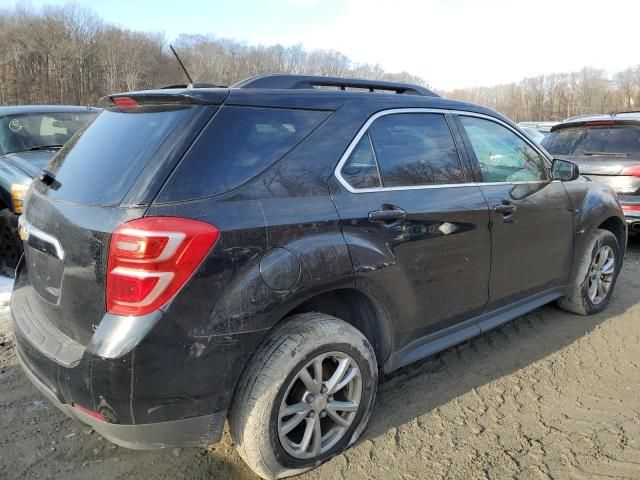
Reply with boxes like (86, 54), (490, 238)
(621, 165), (640, 178)
(106, 217), (219, 316)
(621, 204), (640, 212)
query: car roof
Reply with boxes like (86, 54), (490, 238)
(119, 85), (512, 123)
(111, 73), (514, 127)
(0, 105), (99, 117)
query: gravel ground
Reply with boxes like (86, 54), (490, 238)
(1, 237), (639, 480)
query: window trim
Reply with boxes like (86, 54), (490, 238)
(334, 108), (554, 193)
(366, 131), (383, 188)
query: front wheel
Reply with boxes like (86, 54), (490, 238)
(558, 229), (621, 315)
(230, 313), (378, 479)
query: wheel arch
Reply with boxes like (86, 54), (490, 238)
(598, 216), (627, 255)
(567, 180), (627, 282)
(283, 288), (393, 368)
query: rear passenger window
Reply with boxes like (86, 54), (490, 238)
(340, 113), (465, 190)
(159, 106), (329, 200)
(369, 113), (464, 188)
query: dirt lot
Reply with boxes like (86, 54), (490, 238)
(1, 237), (640, 480)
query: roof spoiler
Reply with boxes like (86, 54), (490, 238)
(98, 91), (222, 108)
(231, 74), (439, 97)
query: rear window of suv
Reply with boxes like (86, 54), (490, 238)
(45, 106), (195, 206)
(158, 106), (329, 201)
(542, 124), (640, 156)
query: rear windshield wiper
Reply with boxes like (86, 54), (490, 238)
(581, 151), (629, 157)
(7, 145), (64, 154)
(26, 145), (64, 151)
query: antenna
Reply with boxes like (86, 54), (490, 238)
(169, 44), (194, 84)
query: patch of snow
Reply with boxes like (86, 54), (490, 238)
(0, 275), (13, 313)
(0, 275), (13, 294)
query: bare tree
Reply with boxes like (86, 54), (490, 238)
(1, 0), (639, 123)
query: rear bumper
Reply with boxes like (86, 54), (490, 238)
(11, 240), (271, 450)
(15, 340), (225, 449)
(10, 276), (267, 449)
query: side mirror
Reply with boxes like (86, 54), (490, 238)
(551, 158), (579, 181)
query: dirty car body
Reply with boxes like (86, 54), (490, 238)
(11, 76), (626, 463)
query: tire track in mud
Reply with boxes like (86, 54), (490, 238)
(1, 239), (639, 480)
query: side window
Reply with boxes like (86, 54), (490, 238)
(368, 113), (465, 188)
(341, 133), (382, 189)
(459, 116), (549, 183)
(159, 106), (329, 200)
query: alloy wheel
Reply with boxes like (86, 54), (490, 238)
(587, 245), (615, 305)
(277, 351), (362, 459)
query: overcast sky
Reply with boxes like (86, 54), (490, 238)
(5, 0), (640, 90)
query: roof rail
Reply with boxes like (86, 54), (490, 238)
(231, 74), (439, 97)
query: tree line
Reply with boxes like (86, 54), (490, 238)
(0, 3), (425, 107)
(447, 67), (640, 122)
(2, 3), (639, 122)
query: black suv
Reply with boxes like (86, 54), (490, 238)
(542, 112), (640, 233)
(12, 75), (626, 479)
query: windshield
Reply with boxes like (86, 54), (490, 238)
(0, 111), (97, 155)
(542, 125), (640, 156)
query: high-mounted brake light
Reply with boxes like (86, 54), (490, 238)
(106, 217), (219, 316)
(111, 96), (139, 108)
(621, 165), (640, 178)
(585, 120), (616, 126)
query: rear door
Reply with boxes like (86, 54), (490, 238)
(455, 113), (575, 309)
(330, 110), (491, 352)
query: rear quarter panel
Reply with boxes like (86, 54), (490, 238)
(139, 106), (364, 417)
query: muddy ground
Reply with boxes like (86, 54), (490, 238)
(1, 237), (640, 480)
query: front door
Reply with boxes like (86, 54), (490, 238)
(455, 114), (575, 309)
(330, 111), (491, 351)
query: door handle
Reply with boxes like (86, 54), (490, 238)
(494, 202), (517, 214)
(368, 207), (407, 222)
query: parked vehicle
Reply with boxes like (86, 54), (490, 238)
(520, 126), (546, 144)
(0, 106), (98, 272)
(518, 121), (558, 134)
(542, 112), (640, 233)
(12, 75), (626, 479)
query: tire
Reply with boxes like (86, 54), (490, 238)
(558, 229), (621, 315)
(230, 312), (378, 480)
(0, 208), (22, 276)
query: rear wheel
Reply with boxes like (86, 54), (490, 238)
(230, 313), (378, 479)
(0, 208), (22, 276)
(558, 229), (621, 315)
